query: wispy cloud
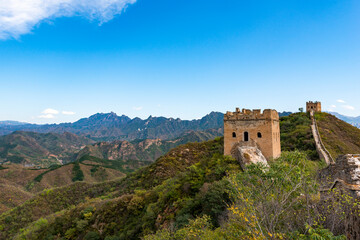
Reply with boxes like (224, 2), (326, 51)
(133, 106), (143, 111)
(37, 108), (59, 119)
(38, 114), (56, 119)
(343, 105), (355, 110)
(337, 99), (346, 103)
(330, 105), (336, 108)
(62, 111), (76, 115)
(42, 108), (59, 115)
(0, 0), (136, 40)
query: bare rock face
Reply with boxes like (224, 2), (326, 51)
(320, 154), (360, 198)
(319, 154), (360, 240)
(230, 140), (269, 170)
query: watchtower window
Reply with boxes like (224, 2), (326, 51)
(257, 132), (262, 138)
(244, 132), (249, 142)
(232, 132), (236, 138)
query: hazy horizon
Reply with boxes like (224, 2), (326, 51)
(1, 109), (359, 125)
(1, 0), (359, 123)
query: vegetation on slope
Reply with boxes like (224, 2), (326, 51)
(0, 138), (232, 239)
(0, 160), (126, 214)
(145, 152), (350, 240)
(2, 137), (347, 240)
(26, 161), (125, 192)
(316, 112), (360, 159)
(0, 180), (33, 214)
(2, 112), (359, 239)
(280, 113), (318, 160)
(0, 131), (94, 167)
(77, 129), (222, 164)
(0, 180), (120, 239)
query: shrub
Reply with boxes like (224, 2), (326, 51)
(84, 231), (100, 240)
(72, 162), (84, 182)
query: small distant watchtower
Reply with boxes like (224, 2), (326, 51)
(224, 108), (281, 160)
(306, 101), (322, 113)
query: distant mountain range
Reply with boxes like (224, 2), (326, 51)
(0, 121), (27, 126)
(0, 111), (357, 142)
(327, 112), (360, 128)
(0, 112), (224, 141)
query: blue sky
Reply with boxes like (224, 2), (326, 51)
(0, 0), (359, 123)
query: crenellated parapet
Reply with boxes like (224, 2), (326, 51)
(224, 108), (279, 121)
(306, 101), (322, 113)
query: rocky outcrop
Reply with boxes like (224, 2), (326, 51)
(230, 140), (268, 170)
(319, 154), (360, 198)
(77, 130), (222, 163)
(319, 154), (360, 239)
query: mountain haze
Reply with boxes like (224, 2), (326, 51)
(0, 131), (94, 167)
(77, 129), (222, 163)
(327, 111), (360, 128)
(0, 112), (224, 141)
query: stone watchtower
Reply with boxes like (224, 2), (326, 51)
(224, 108), (281, 160)
(306, 101), (321, 113)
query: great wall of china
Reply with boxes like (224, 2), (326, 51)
(309, 110), (334, 166)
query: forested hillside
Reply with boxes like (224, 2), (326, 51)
(1, 113), (359, 239)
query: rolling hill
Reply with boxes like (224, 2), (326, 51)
(316, 112), (360, 159)
(0, 160), (127, 214)
(327, 111), (360, 128)
(0, 129), (222, 215)
(0, 134), (328, 240)
(0, 131), (95, 167)
(0, 138), (229, 239)
(0, 112), (359, 239)
(77, 129), (222, 163)
(0, 128), (222, 168)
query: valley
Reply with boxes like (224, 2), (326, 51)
(0, 111), (359, 239)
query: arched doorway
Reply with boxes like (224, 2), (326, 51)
(244, 132), (249, 142)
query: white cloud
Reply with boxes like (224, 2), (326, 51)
(133, 106), (143, 111)
(38, 113), (56, 119)
(337, 99), (346, 103)
(37, 108), (59, 119)
(330, 105), (336, 108)
(62, 111), (76, 115)
(343, 105), (355, 110)
(42, 108), (59, 115)
(0, 0), (136, 40)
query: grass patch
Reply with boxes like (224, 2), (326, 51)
(78, 155), (152, 174)
(316, 112), (360, 159)
(33, 165), (62, 183)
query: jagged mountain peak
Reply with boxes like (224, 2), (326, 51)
(0, 112), (225, 141)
